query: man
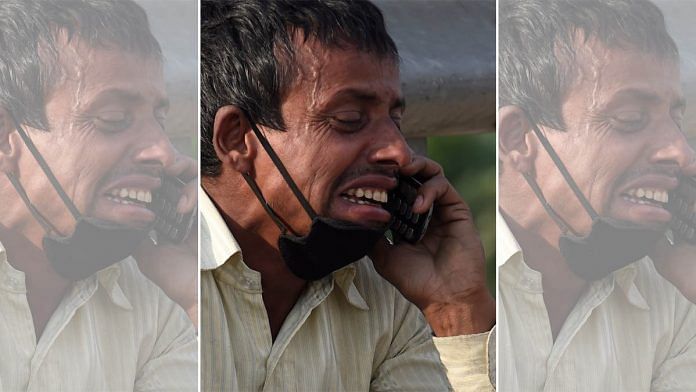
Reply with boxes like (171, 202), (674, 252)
(200, 0), (495, 390)
(0, 0), (197, 390)
(499, 0), (696, 389)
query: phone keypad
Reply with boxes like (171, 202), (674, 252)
(668, 176), (696, 243)
(386, 177), (433, 244)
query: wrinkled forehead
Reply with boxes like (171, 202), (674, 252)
(285, 37), (401, 107)
(560, 36), (682, 119)
(44, 32), (164, 101)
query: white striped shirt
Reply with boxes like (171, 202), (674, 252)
(200, 190), (494, 391)
(0, 244), (197, 391)
(498, 214), (696, 391)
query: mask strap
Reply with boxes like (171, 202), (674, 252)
(521, 171), (578, 236)
(243, 111), (318, 220)
(528, 121), (599, 220)
(10, 113), (82, 220)
(6, 172), (64, 236)
(241, 172), (290, 234)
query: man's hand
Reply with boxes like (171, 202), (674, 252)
(652, 236), (696, 304)
(370, 156), (495, 337)
(134, 154), (198, 326)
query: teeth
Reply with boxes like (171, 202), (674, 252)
(108, 188), (152, 204)
(625, 187), (669, 204)
(343, 187), (389, 204)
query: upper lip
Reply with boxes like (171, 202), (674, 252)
(618, 175), (678, 196)
(102, 175), (161, 194)
(337, 175), (398, 196)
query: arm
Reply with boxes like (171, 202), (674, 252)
(370, 156), (495, 390)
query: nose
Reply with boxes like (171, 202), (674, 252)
(131, 119), (176, 170)
(648, 117), (695, 173)
(366, 117), (412, 169)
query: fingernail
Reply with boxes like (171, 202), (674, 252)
(177, 195), (188, 213)
(414, 195), (424, 209)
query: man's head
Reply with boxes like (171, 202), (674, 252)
(499, 0), (693, 237)
(202, 0), (411, 234)
(0, 0), (175, 239)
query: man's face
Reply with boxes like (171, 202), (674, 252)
(537, 39), (692, 234)
(256, 40), (410, 234)
(17, 39), (174, 235)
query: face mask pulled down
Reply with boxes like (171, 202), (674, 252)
(242, 116), (385, 281)
(5, 115), (148, 281)
(522, 120), (663, 281)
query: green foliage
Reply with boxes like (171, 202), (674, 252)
(428, 133), (496, 295)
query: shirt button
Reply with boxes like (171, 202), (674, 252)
(242, 277), (257, 289)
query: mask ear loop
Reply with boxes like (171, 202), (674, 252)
(528, 121), (599, 220)
(241, 171), (291, 234)
(9, 113), (82, 221)
(5, 172), (64, 236)
(521, 171), (578, 236)
(242, 110), (318, 220)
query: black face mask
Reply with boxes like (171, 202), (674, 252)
(6, 115), (148, 281)
(242, 114), (386, 281)
(522, 120), (663, 281)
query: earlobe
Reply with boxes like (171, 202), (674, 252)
(499, 105), (537, 174)
(212, 105), (256, 174)
(0, 108), (20, 174)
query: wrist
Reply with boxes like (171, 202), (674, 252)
(422, 288), (495, 337)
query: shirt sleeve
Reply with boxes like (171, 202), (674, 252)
(370, 301), (454, 391)
(651, 297), (696, 392)
(134, 282), (198, 392)
(433, 327), (496, 392)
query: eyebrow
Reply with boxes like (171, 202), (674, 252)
(324, 87), (406, 112)
(607, 87), (686, 111)
(85, 88), (170, 112)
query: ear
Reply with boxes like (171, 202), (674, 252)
(212, 105), (257, 174)
(499, 105), (537, 174)
(0, 108), (20, 174)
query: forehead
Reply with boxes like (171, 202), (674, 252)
(562, 38), (681, 118)
(45, 39), (165, 110)
(282, 39), (401, 113)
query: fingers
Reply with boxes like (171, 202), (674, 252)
(163, 153), (199, 213)
(164, 154), (198, 182)
(400, 155), (462, 214)
(177, 179), (198, 213)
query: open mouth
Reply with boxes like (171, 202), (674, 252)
(106, 187), (153, 207)
(340, 187), (388, 208)
(621, 187), (669, 209)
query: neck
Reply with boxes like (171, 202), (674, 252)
(500, 199), (589, 339)
(204, 176), (307, 340)
(203, 177), (306, 293)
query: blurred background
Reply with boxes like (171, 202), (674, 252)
(376, 0), (496, 292)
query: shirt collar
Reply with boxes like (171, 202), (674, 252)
(497, 211), (648, 309)
(0, 239), (132, 310)
(199, 189), (368, 310)
(498, 211), (523, 268)
(200, 188), (242, 271)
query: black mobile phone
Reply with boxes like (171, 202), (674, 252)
(667, 175), (696, 244)
(385, 176), (433, 244)
(149, 176), (196, 244)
